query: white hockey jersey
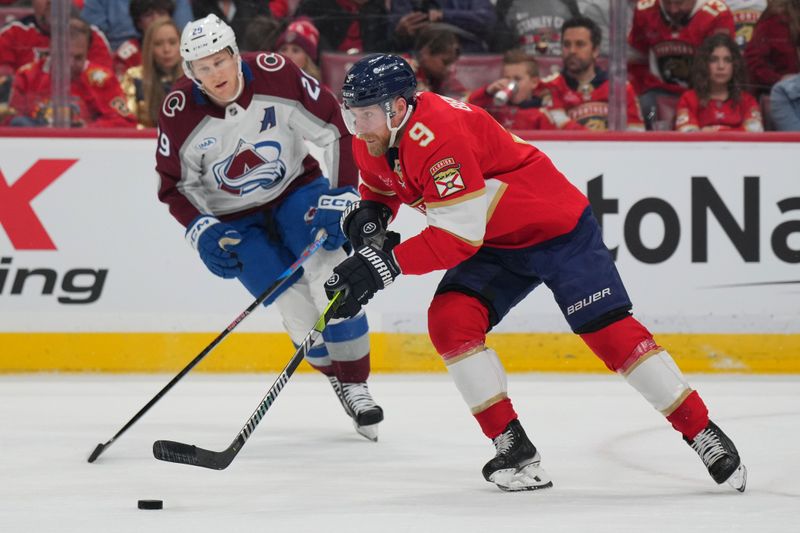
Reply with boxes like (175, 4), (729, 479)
(156, 52), (356, 227)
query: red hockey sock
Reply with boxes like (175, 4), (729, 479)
(474, 398), (517, 439)
(666, 390), (709, 440)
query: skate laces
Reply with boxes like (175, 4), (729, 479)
(690, 428), (727, 467)
(493, 430), (514, 455)
(341, 382), (378, 415)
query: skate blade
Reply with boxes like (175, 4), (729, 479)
(489, 462), (554, 492)
(353, 421), (379, 442)
(725, 463), (747, 493)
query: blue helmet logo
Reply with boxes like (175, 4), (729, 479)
(341, 54), (417, 108)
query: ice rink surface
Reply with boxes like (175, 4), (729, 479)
(1, 372), (798, 533)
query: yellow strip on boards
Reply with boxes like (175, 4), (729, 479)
(0, 332), (798, 373)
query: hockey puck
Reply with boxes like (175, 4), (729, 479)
(137, 499), (163, 510)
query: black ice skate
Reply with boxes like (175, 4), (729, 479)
(482, 419), (553, 492)
(328, 376), (383, 442)
(684, 420), (747, 492)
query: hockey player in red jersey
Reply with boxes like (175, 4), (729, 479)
(156, 14), (383, 440)
(324, 54), (747, 492)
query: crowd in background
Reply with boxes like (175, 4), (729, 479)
(0, 0), (798, 131)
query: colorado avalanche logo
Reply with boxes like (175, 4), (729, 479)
(212, 139), (287, 195)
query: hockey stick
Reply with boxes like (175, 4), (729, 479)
(87, 232), (328, 464)
(152, 291), (344, 470)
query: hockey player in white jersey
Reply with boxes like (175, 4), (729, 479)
(155, 14), (382, 440)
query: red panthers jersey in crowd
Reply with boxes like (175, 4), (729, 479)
(353, 92), (589, 276)
(674, 89), (763, 131)
(157, 53), (356, 228)
(8, 57), (135, 127)
(628, 0), (735, 95)
(466, 84), (557, 130)
(113, 38), (142, 78)
(544, 70), (645, 131)
(0, 15), (113, 72)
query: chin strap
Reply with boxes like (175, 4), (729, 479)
(386, 103), (414, 147)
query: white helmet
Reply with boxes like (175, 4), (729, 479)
(180, 14), (240, 84)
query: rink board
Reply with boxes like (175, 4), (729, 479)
(0, 131), (798, 372)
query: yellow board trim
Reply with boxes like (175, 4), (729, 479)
(0, 332), (798, 373)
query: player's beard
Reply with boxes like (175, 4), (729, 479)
(360, 133), (390, 156)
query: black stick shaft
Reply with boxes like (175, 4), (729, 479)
(152, 291), (344, 469)
(88, 233), (327, 463)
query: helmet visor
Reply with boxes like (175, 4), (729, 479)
(341, 103), (389, 136)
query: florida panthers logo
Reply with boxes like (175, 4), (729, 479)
(212, 139), (287, 195)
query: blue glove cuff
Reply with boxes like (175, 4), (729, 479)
(186, 215), (221, 251)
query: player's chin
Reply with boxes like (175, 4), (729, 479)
(366, 142), (389, 157)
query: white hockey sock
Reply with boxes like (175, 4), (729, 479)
(623, 348), (693, 415)
(445, 346), (508, 414)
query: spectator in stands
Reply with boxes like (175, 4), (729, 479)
(81, 0), (192, 53)
(546, 16), (644, 130)
(106, 0), (179, 79)
(390, 0), (495, 53)
(411, 25), (467, 98)
(121, 17), (182, 128)
(7, 17), (136, 128)
(467, 49), (558, 129)
(275, 18), (321, 82)
(241, 15), (283, 53)
(727, 0), (767, 48)
(675, 33), (763, 131)
(744, 0), (800, 96)
(192, 1), (272, 44)
(629, 0), (735, 129)
(0, 0), (114, 72)
(295, 0), (391, 54)
(769, 72), (800, 129)
(490, 0), (611, 56)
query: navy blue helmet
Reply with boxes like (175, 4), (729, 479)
(341, 54), (417, 109)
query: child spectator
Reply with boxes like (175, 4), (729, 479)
(275, 18), (321, 82)
(675, 32), (763, 131)
(7, 17), (136, 128)
(467, 48), (558, 130)
(121, 18), (182, 127)
(411, 25), (466, 98)
(744, 0), (800, 95)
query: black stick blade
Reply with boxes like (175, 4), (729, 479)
(153, 440), (234, 470)
(87, 443), (105, 463)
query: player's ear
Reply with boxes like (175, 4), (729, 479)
(391, 97), (408, 126)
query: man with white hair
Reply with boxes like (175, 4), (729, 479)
(155, 14), (384, 441)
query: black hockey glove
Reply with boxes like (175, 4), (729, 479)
(325, 243), (401, 319)
(340, 200), (393, 249)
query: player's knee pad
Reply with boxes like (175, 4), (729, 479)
(579, 314), (656, 372)
(428, 291), (490, 358)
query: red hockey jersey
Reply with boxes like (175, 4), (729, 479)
(156, 53), (356, 228)
(8, 57), (135, 128)
(544, 70), (645, 131)
(0, 15), (113, 72)
(113, 38), (142, 78)
(674, 89), (763, 131)
(628, 0), (735, 95)
(353, 92), (589, 276)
